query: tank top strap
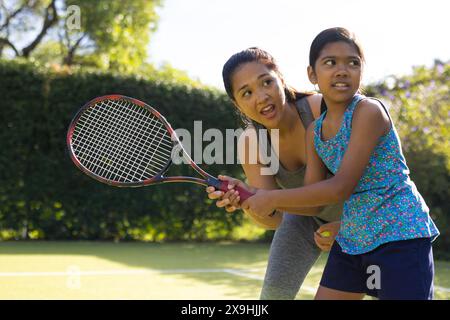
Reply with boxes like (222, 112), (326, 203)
(295, 97), (315, 129)
(246, 121), (267, 167)
(314, 94), (366, 170)
(314, 112), (325, 140)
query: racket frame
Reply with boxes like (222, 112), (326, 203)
(67, 94), (222, 189)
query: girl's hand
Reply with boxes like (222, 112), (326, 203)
(241, 189), (276, 218)
(314, 220), (341, 251)
(206, 175), (254, 213)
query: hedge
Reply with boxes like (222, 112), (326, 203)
(0, 59), (245, 241)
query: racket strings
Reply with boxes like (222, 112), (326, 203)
(86, 100), (171, 179)
(74, 101), (145, 180)
(71, 99), (173, 183)
(79, 102), (160, 178)
(74, 100), (170, 181)
(97, 100), (171, 174)
(74, 102), (153, 181)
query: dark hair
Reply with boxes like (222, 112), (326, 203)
(222, 47), (311, 125)
(309, 27), (365, 70)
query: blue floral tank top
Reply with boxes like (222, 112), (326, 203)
(314, 94), (439, 255)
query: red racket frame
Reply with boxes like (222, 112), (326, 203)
(67, 95), (254, 201)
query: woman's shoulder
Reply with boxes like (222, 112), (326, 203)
(238, 124), (259, 146)
(242, 123), (257, 133)
(302, 93), (322, 119)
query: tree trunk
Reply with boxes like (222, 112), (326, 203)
(21, 0), (58, 58)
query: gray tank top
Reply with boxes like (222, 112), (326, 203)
(252, 97), (342, 222)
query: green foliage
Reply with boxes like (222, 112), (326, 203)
(137, 62), (205, 88)
(29, 41), (67, 65)
(0, 58), (244, 242)
(1, 0), (163, 73)
(63, 0), (162, 72)
(365, 60), (450, 259)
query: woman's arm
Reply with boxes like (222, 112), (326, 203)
(242, 99), (391, 213)
(224, 126), (283, 229)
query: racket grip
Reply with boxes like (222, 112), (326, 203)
(207, 177), (275, 216)
(223, 181), (255, 203)
(207, 177), (254, 204)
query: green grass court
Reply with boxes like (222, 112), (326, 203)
(0, 242), (448, 300)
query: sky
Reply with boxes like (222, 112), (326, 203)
(147, 0), (450, 90)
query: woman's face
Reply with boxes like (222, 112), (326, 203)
(231, 61), (287, 128)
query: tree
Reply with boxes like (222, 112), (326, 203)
(0, 0), (163, 72)
(0, 0), (58, 57)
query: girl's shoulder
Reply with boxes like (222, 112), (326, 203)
(353, 96), (388, 118)
(352, 96), (391, 135)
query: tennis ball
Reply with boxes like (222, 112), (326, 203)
(320, 231), (331, 237)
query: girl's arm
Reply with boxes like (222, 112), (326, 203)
(209, 113), (325, 228)
(239, 117), (334, 218)
(272, 93), (326, 214)
(261, 119), (329, 216)
(208, 94), (326, 226)
(242, 99), (391, 213)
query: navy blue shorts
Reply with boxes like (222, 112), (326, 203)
(320, 238), (434, 300)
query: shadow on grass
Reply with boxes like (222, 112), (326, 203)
(0, 241), (275, 299)
(1, 241), (448, 299)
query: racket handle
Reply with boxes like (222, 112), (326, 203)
(206, 177), (254, 203)
(207, 177), (275, 216)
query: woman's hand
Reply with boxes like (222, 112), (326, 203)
(205, 175), (254, 213)
(314, 220), (340, 251)
(241, 189), (277, 219)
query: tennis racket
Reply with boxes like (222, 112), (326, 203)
(66, 94), (254, 203)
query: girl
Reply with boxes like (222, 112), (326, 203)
(206, 47), (343, 299)
(226, 28), (439, 300)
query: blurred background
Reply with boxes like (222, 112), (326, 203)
(0, 0), (448, 299)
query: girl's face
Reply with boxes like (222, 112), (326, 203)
(231, 61), (287, 128)
(309, 41), (362, 106)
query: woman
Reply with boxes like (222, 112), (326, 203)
(206, 47), (342, 299)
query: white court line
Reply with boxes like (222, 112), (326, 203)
(0, 268), (259, 277)
(434, 286), (450, 293)
(0, 269), (448, 294)
(0, 270), (150, 277)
